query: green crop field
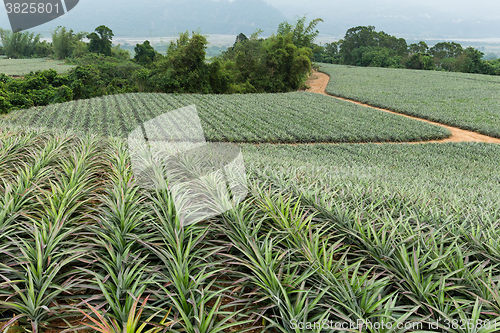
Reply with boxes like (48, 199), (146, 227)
(319, 63), (500, 138)
(243, 142), (500, 219)
(1, 126), (500, 331)
(0, 58), (76, 76)
(5, 91), (450, 143)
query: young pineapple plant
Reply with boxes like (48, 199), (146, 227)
(0, 132), (102, 331)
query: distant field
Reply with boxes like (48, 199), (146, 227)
(319, 64), (500, 138)
(0, 58), (76, 76)
(5, 92), (450, 143)
(243, 141), (500, 219)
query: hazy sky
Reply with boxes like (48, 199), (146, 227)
(265, 0), (500, 20)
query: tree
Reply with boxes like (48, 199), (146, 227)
(134, 40), (157, 66)
(339, 26), (408, 66)
(405, 53), (434, 70)
(339, 26), (377, 64)
(149, 32), (211, 93)
(429, 42), (463, 60)
(409, 41), (429, 54)
(220, 29), (312, 93)
(221, 32), (265, 90)
(277, 16), (323, 50)
(456, 47), (486, 73)
(263, 33), (312, 92)
(87, 25), (114, 56)
(52, 26), (86, 59)
(376, 31), (407, 56)
(234, 33), (248, 46)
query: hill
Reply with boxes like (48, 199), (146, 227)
(0, 0), (287, 37)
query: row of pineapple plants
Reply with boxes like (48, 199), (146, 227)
(2, 128), (500, 332)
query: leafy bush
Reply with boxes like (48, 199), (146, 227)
(52, 85), (73, 103)
(405, 53), (434, 70)
(51, 26), (86, 60)
(220, 31), (312, 93)
(0, 89), (11, 113)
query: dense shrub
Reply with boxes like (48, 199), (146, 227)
(405, 53), (434, 70)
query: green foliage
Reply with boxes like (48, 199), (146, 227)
(233, 33), (248, 46)
(405, 52), (434, 70)
(130, 26), (314, 94)
(7, 92), (449, 143)
(207, 59), (230, 94)
(409, 41), (429, 54)
(220, 33), (264, 93)
(134, 40), (158, 66)
(338, 26), (407, 67)
(0, 53), (140, 113)
(71, 40), (89, 58)
(0, 29), (51, 59)
(429, 42), (463, 60)
(455, 47), (487, 74)
(254, 34), (308, 92)
(111, 44), (132, 61)
(484, 58), (500, 75)
(318, 26), (496, 76)
(88, 25), (114, 56)
(277, 16), (324, 49)
(0, 90), (11, 113)
(147, 31), (211, 93)
(67, 54), (140, 99)
(319, 63), (500, 137)
(359, 46), (404, 68)
(52, 85), (73, 103)
(312, 41), (340, 64)
(51, 26), (86, 60)
(220, 30), (312, 93)
(0, 69), (75, 112)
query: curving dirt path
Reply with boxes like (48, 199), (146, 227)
(306, 71), (500, 144)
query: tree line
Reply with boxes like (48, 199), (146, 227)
(0, 18), (321, 113)
(312, 25), (500, 75)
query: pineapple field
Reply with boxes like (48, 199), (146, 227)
(6, 92), (449, 143)
(319, 64), (500, 138)
(1, 65), (500, 332)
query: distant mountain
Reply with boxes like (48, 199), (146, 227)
(0, 0), (287, 37)
(0, 0), (497, 41)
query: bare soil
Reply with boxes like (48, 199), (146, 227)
(306, 71), (500, 144)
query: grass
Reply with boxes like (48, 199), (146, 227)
(4, 91), (450, 143)
(0, 58), (76, 76)
(318, 63), (500, 138)
(1, 125), (500, 332)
